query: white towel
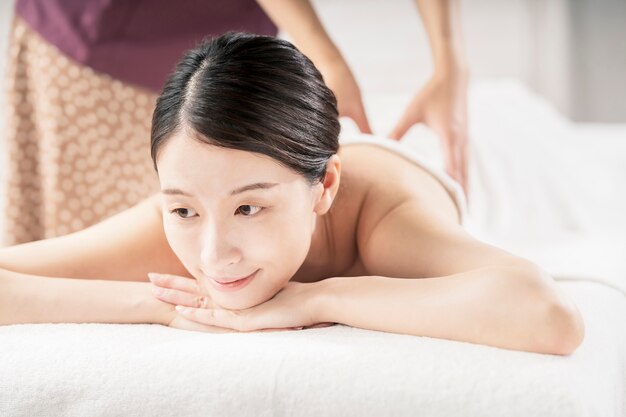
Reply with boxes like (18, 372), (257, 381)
(0, 280), (624, 417)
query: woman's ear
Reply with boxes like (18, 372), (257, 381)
(313, 155), (341, 215)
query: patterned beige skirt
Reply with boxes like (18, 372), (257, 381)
(2, 17), (160, 246)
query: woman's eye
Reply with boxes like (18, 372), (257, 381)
(170, 208), (198, 219)
(236, 205), (263, 217)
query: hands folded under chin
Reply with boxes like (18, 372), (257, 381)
(147, 272), (335, 333)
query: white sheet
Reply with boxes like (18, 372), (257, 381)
(1, 80), (625, 417)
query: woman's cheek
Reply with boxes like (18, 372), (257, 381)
(163, 220), (197, 267)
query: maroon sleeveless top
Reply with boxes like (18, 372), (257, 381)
(16, 0), (278, 92)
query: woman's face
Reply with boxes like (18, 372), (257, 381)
(156, 132), (331, 310)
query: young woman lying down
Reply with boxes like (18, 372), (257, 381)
(0, 32), (584, 355)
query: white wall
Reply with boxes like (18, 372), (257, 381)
(307, 0), (625, 123)
(568, 0), (626, 122)
(307, 0), (536, 97)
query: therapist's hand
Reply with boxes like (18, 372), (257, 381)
(388, 72), (469, 195)
(317, 59), (372, 134)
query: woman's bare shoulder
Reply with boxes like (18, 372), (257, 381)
(340, 143), (460, 236)
(332, 143), (463, 277)
(0, 195), (191, 281)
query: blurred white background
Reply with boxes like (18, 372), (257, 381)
(0, 0), (625, 242)
(302, 0), (626, 123)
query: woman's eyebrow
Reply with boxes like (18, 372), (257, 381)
(229, 182), (279, 195)
(161, 182), (279, 197)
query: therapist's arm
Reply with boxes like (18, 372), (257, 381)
(255, 0), (372, 133)
(414, 0), (468, 75)
(389, 0), (469, 195)
(255, 0), (341, 70)
(0, 267), (174, 326)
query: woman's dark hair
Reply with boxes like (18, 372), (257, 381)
(150, 31), (340, 186)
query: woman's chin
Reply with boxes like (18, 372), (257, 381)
(214, 298), (259, 311)
(213, 289), (278, 311)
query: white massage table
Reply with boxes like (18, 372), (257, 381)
(1, 81), (625, 416)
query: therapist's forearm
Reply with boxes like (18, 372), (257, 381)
(0, 268), (172, 326)
(414, 0), (468, 73)
(255, 0), (343, 67)
(315, 266), (584, 355)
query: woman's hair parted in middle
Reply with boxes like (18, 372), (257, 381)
(150, 31), (341, 186)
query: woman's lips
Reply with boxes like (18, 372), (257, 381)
(209, 270), (258, 292)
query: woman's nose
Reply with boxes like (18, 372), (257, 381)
(199, 226), (242, 269)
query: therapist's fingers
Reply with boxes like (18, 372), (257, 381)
(319, 58), (372, 135)
(438, 127), (469, 198)
(388, 101), (424, 141)
(348, 102), (373, 134)
(455, 140), (469, 199)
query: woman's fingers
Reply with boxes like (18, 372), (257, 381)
(148, 273), (213, 308)
(148, 273), (199, 293)
(152, 286), (211, 308)
(174, 306), (335, 333)
(176, 306), (249, 331)
(303, 322), (336, 329)
(256, 327), (302, 332)
(169, 315), (237, 333)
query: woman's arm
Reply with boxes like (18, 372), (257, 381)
(314, 265), (584, 355)
(146, 263), (583, 354)
(0, 267), (173, 325)
(0, 194), (190, 281)
(348, 199), (586, 355)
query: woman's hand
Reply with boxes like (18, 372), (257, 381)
(148, 273), (239, 333)
(148, 273), (335, 333)
(388, 72), (469, 195)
